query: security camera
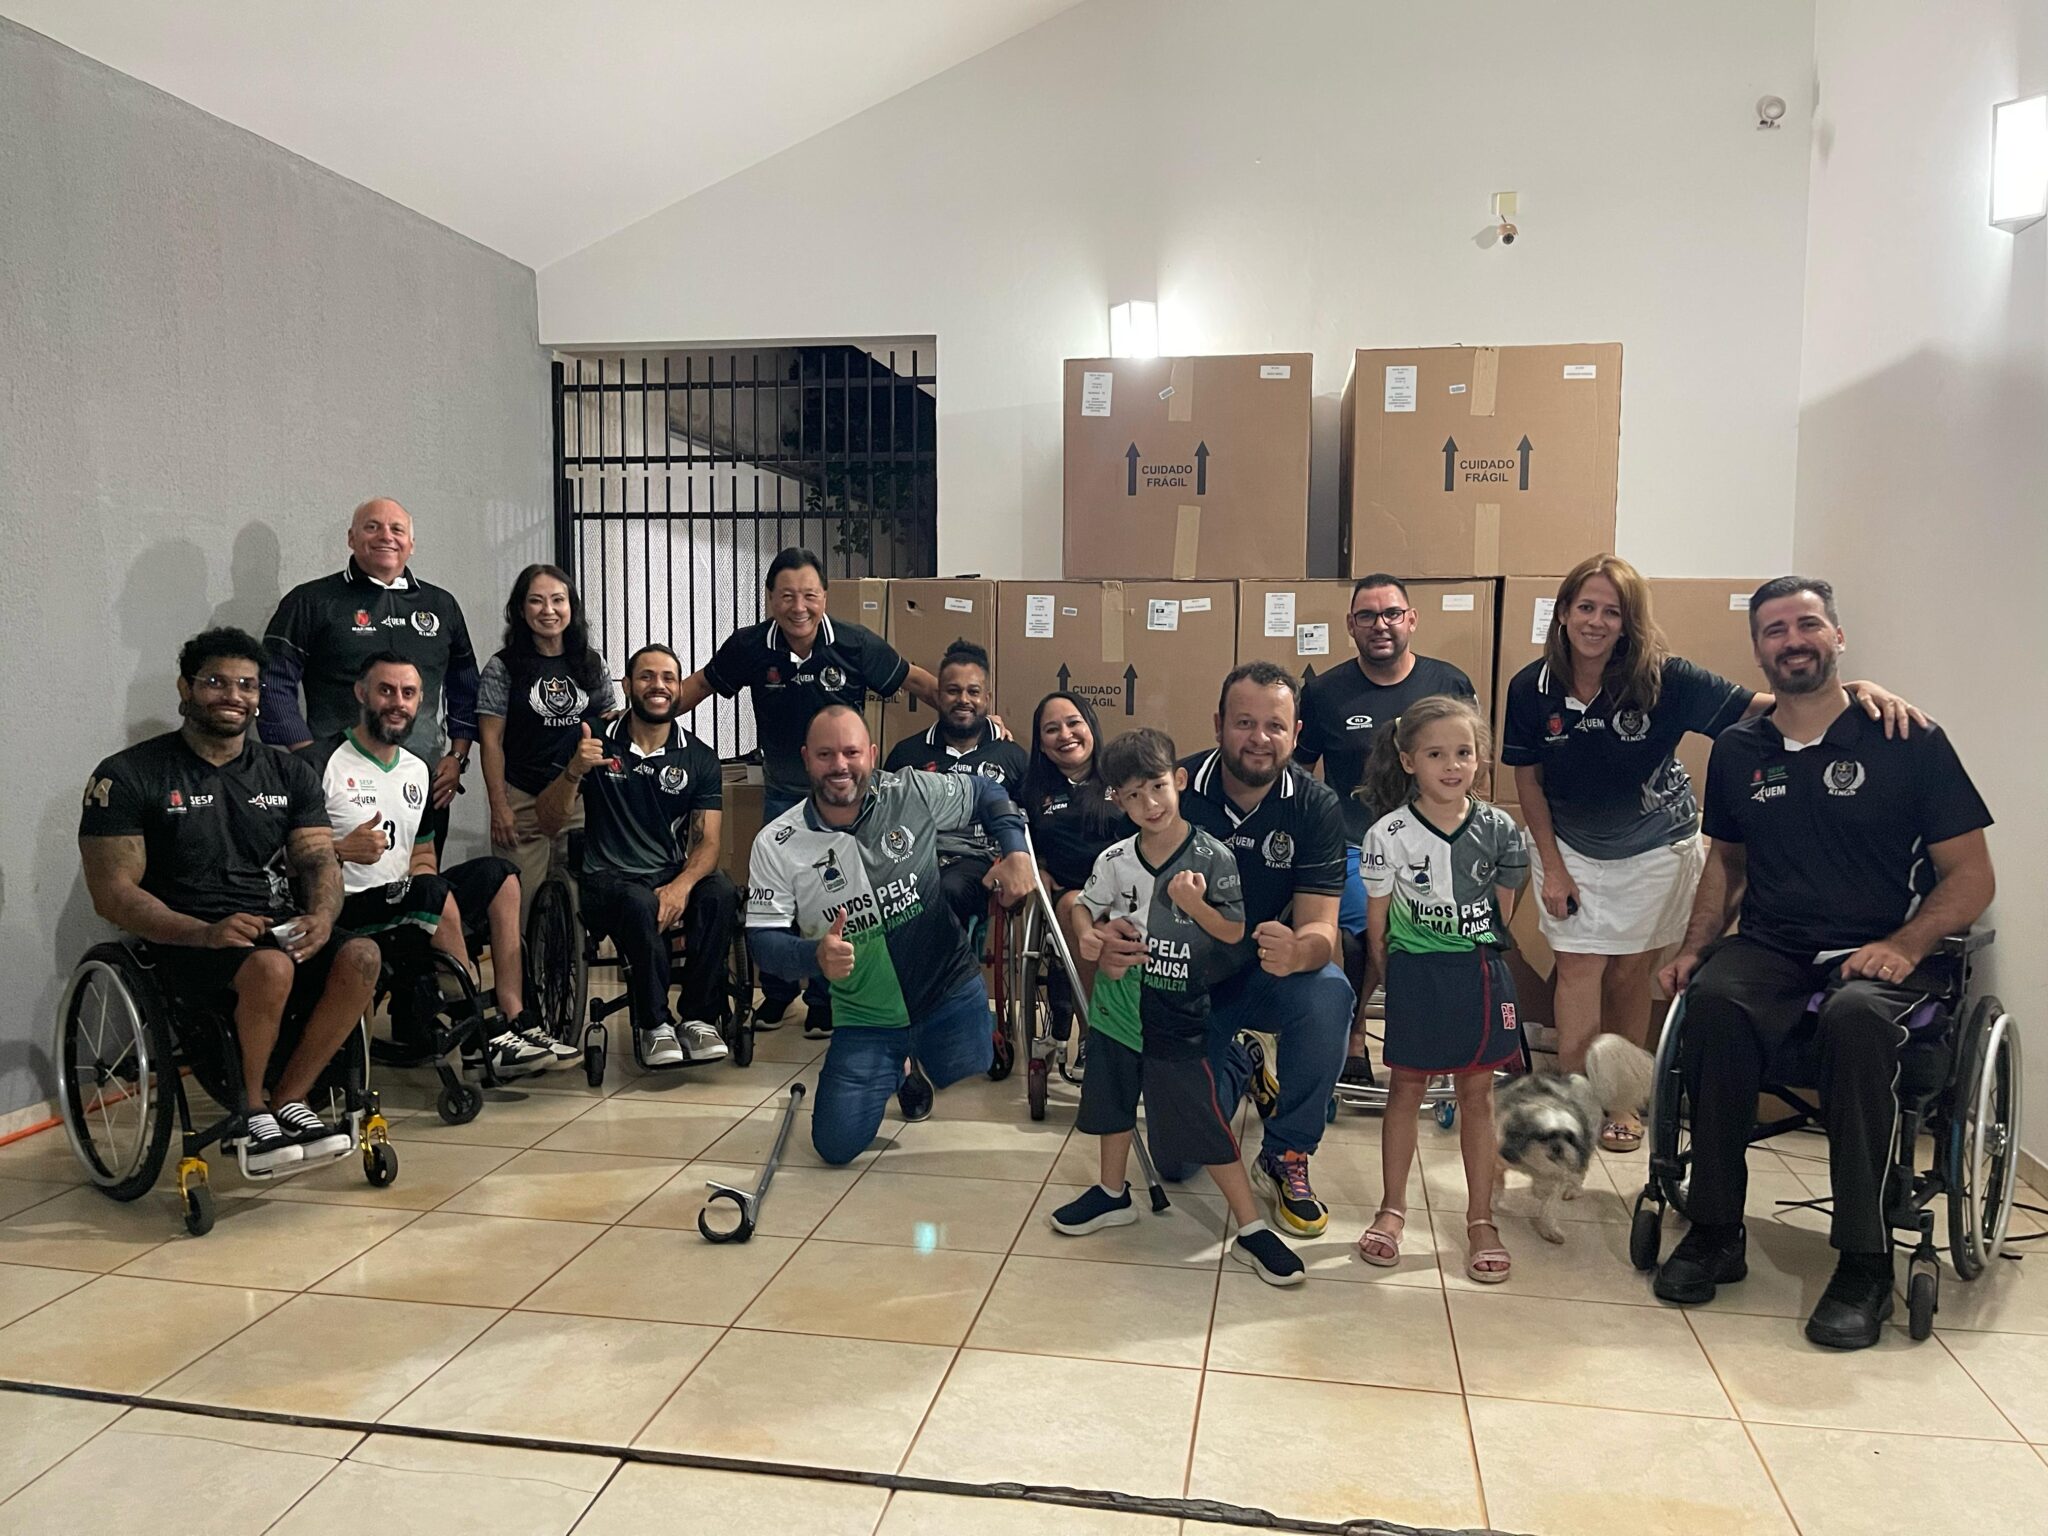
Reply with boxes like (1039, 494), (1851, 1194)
(1498, 221), (1517, 245)
(1757, 95), (1786, 129)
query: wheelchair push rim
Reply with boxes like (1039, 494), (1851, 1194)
(525, 876), (584, 1048)
(1950, 998), (2021, 1277)
(56, 958), (171, 1194)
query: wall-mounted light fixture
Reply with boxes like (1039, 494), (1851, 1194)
(1109, 300), (1158, 359)
(1991, 94), (2047, 231)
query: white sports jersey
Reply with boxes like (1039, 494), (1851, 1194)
(304, 731), (431, 893)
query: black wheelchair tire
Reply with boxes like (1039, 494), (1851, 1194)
(437, 1083), (483, 1126)
(364, 1140), (399, 1188)
(60, 944), (179, 1202)
(1027, 1057), (1048, 1122)
(731, 1022), (754, 1069)
(1908, 1267), (1937, 1341)
(1947, 995), (2018, 1282)
(1628, 1203), (1662, 1272)
(585, 1042), (607, 1089)
(525, 877), (584, 1048)
(988, 1027), (1014, 1083)
(183, 1182), (216, 1237)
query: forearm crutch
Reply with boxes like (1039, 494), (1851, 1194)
(698, 1082), (806, 1243)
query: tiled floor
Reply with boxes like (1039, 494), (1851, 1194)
(5, 1037), (2048, 1535)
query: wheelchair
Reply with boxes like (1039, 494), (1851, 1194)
(54, 940), (396, 1237)
(1629, 929), (2020, 1340)
(524, 832), (756, 1088)
(989, 885), (1087, 1122)
(367, 901), (529, 1128)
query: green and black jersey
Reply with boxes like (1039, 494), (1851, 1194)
(1362, 800), (1530, 955)
(746, 769), (1022, 1028)
(1076, 827), (1245, 1054)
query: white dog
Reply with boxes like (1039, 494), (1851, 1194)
(1493, 1035), (1655, 1242)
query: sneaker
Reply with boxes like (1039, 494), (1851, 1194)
(643, 1023), (687, 1069)
(1239, 1032), (1279, 1120)
(272, 1101), (352, 1158)
(468, 1030), (552, 1076)
(512, 1014), (578, 1062)
(755, 994), (792, 1027)
(897, 1060), (934, 1122)
(232, 1110), (304, 1173)
(802, 1001), (835, 1040)
(1804, 1255), (1895, 1350)
(678, 1020), (730, 1064)
(1253, 1149), (1330, 1237)
(1652, 1223), (1748, 1305)
(1050, 1182), (1138, 1235)
(1232, 1223), (1307, 1287)
(1339, 1052), (1376, 1089)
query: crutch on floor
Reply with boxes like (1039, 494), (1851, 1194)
(698, 1082), (805, 1243)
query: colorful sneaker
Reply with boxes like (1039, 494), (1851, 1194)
(1239, 1031), (1280, 1120)
(1232, 1223), (1307, 1287)
(1253, 1149), (1330, 1237)
(1049, 1183), (1138, 1235)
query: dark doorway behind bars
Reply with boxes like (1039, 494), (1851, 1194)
(552, 344), (938, 760)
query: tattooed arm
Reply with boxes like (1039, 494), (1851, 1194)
(655, 807), (723, 932)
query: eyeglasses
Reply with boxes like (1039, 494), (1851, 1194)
(189, 674), (261, 695)
(1349, 607), (1411, 628)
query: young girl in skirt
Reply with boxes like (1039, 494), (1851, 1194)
(1353, 696), (1530, 1282)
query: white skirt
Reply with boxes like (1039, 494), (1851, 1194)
(1531, 833), (1705, 955)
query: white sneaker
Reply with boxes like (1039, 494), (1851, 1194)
(679, 1020), (730, 1064)
(643, 1024), (687, 1069)
(474, 1030), (551, 1075)
(517, 1023), (578, 1062)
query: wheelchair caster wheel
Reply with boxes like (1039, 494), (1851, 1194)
(183, 1183), (215, 1237)
(1908, 1265), (1939, 1341)
(988, 1030), (1014, 1082)
(1435, 1101), (1457, 1130)
(1325, 1095), (1339, 1125)
(1026, 1056), (1048, 1122)
(437, 1083), (483, 1125)
(1629, 1204), (1663, 1272)
(731, 1022), (754, 1069)
(363, 1141), (399, 1188)
(585, 1043), (607, 1088)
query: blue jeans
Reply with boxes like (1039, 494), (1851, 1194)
(1153, 962), (1353, 1180)
(757, 789), (830, 1015)
(811, 974), (993, 1165)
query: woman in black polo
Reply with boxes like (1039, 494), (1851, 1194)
(478, 564), (622, 922)
(1503, 555), (1914, 1151)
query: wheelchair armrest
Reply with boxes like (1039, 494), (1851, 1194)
(1940, 928), (1994, 958)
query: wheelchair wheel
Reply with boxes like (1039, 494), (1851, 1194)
(437, 1082), (483, 1125)
(584, 1023), (608, 1089)
(363, 1140), (399, 1188)
(183, 1181), (215, 1237)
(1027, 1056), (1048, 1121)
(56, 945), (177, 1201)
(731, 1020), (755, 1068)
(988, 1025), (1014, 1082)
(525, 877), (584, 1049)
(1629, 1199), (1663, 1271)
(1434, 1101), (1457, 1131)
(1908, 1259), (1938, 1341)
(1947, 995), (2021, 1280)
(1646, 995), (1694, 1219)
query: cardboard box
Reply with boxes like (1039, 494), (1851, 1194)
(717, 763), (765, 871)
(1063, 354), (1311, 581)
(824, 577), (888, 740)
(879, 578), (999, 751)
(1340, 344), (1621, 578)
(1235, 579), (1499, 720)
(996, 582), (1237, 760)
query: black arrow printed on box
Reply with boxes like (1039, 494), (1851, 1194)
(1194, 442), (1209, 495)
(1125, 444), (1139, 497)
(1123, 665), (1137, 715)
(1442, 437), (1457, 493)
(1518, 435), (1532, 492)
(1056, 663), (1071, 691)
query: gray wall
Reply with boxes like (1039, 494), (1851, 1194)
(0, 21), (552, 1119)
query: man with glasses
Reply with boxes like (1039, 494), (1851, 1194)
(1295, 574), (1478, 1085)
(79, 628), (379, 1171)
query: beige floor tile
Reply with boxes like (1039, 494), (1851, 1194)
(401, 1088), (596, 1148)
(1751, 1423), (2048, 1534)
(578, 1463), (888, 1535)
(1691, 1308), (2016, 1437)
(738, 1238), (1000, 1345)
(0, 1389), (123, 1502)
(738, 1026), (829, 1064)
(116, 1199), (418, 1291)
(1469, 1396), (1795, 1535)
(1421, 1147), (1633, 1225)
(156, 1292), (498, 1419)
(0, 1180), (70, 1222)
(116, 1403), (361, 1456)
(1207, 1272), (1459, 1391)
(967, 1252), (1216, 1368)
(435, 1147), (681, 1223)
(0, 1130), (86, 1185)
(922, 1072), (1069, 1125)
(1915, 1239), (2048, 1334)
(0, 1184), (173, 1272)
(1942, 1329), (2048, 1441)
(1012, 1183), (1230, 1270)
(0, 1274), (285, 1392)
(905, 1349), (1200, 1499)
(636, 1329), (953, 1472)
(624, 1160), (859, 1238)
(313, 1210), (599, 1307)
(0, 1409), (339, 1535)
(520, 1223), (800, 1325)
(0, 1261), (92, 1326)
(703, 1103), (892, 1169)
(816, 1170), (1038, 1253)
(1450, 1291), (1732, 1417)
(268, 1434), (615, 1536)
(1260, 1135), (1425, 1210)
(608, 1058), (801, 1108)
(537, 1099), (747, 1160)
(1432, 1210), (1658, 1306)
(385, 1309), (719, 1443)
(260, 1137), (514, 1211)
(1189, 1371), (1482, 1528)
(1279, 1200), (1445, 1287)
(880, 1490), (1177, 1533)
(1685, 1203), (1852, 1320)
(880, 1115), (1071, 1182)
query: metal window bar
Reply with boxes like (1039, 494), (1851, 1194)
(552, 345), (937, 760)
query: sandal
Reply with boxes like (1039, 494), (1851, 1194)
(1599, 1117), (1644, 1153)
(1466, 1219), (1511, 1284)
(1356, 1208), (1406, 1267)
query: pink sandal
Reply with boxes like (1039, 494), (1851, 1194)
(1466, 1219), (1511, 1283)
(1356, 1208), (1405, 1267)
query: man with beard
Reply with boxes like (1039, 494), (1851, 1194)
(304, 654), (558, 1077)
(79, 628), (378, 1170)
(746, 706), (1035, 1162)
(1149, 660), (1353, 1238)
(882, 640), (1030, 933)
(1655, 577), (1995, 1350)
(538, 643), (732, 1068)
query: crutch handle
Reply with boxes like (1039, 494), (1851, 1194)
(697, 1184), (756, 1244)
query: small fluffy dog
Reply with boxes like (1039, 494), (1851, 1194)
(1493, 1035), (1655, 1242)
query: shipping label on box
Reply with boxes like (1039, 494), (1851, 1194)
(823, 578), (889, 741)
(1235, 580), (1498, 725)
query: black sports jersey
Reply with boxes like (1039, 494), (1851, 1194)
(883, 722), (1030, 861)
(79, 732), (328, 922)
(1027, 780), (1134, 894)
(575, 718), (723, 883)
(1077, 827), (1245, 1052)
(702, 615), (909, 799)
(481, 648), (623, 796)
(1296, 655), (1477, 841)
(1502, 656), (1751, 859)
(259, 560), (478, 761)
(1701, 708), (1991, 958)
(1178, 752), (1348, 952)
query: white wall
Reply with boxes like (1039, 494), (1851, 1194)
(540, 0), (1817, 581)
(1795, 0), (2048, 1156)
(0, 21), (551, 1120)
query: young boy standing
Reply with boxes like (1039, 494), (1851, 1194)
(1049, 728), (1306, 1287)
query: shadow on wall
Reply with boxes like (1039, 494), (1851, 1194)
(207, 522), (283, 641)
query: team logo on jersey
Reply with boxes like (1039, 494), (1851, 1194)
(402, 782), (424, 808)
(1345, 714), (1374, 731)
(352, 609), (375, 633)
(247, 792), (291, 809)
(1546, 713), (1566, 738)
(1120, 885), (1140, 913)
(1261, 830), (1296, 868)
(819, 665), (847, 693)
(815, 847), (847, 893)
(765, 666), (781, 686)
(1613, 707), (1650, 742)
(83, 776), (111, 809)
(409, 610), (441, 637)
(1825, 760), (1865, 797)
(1406, 858), (1433, 889)
(381, 874), (414, 906)
(166, 789), (186, 814)
(1385, 818), (1406, 835)
(975, 760), (1006, 780)
(659, 764), (688, 794)
(773, 823), (795, 845)
(532, 676), (588, 723)
(883, 825), (915, 860)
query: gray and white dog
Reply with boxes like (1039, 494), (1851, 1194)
(1494, 1035), (1655, 1242)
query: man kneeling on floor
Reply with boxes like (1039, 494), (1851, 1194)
(304, 652), (569, 1075)
(747, 705), (1036, 1163)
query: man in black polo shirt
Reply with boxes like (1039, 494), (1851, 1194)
(79, 628), (379, 1170)
(883, 639), (1030, 934)
(1139, 660), (1354, 1238)
(1654, 577), (1995, 1350)
(538, 643), (733, 1069)
(260, 498), (479, 854)
(670, 547), (949, 1035)
(1295, 574), (1477, 1085)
